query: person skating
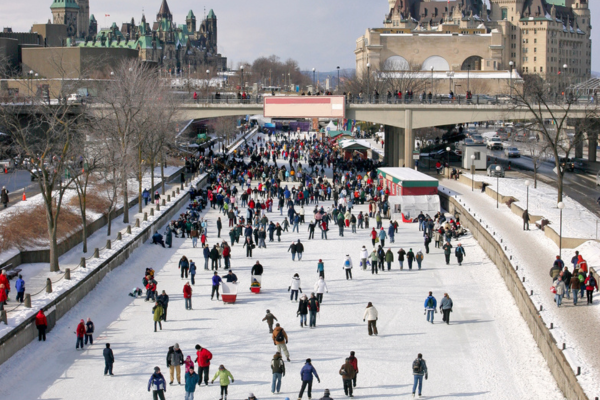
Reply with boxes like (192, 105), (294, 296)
(454, 243), (466, 266)
(35, 309), (47, 341)
(195, 345), (213, 386)
(211, 365), (234, 400)
(415, 249), (424, 270)
(369, 248), (379, 275)
(103, 343), (115, 376)
(272, 323), (291, 361)
(377, 227), (387, 247)
(314, 277), (328, 304)
(179, 256), (190, 279)
(359, 246), (368, 270)
(85, 318), (94, 345)
(343, 255), (353, 280)
(553, 277), (566, 307)
(406, 248), (415, 270)
(340, 358), (357, 397)
(148, 366), (167, 400)
(317, 259), (325, 278)
(211, 272), (222, 301)
(440, 293), (453, 324)
(296, 240), (304, 260)
(570, 269), (581, 306)
(443, 241), (453, 265)
(298, 358), (320, 400)
(153, 302), (163, 332)
(189, 260), (197, 285)
(370, 227), (377, 247)
(385, 248), (394, 271)
(262, 310), (278, 333)
(319, 388), (334, 400)
(348, 351), (358, 388)
(289, 273), (302, 301)
(76, 319), (85, 349)
(397, 248), (406, 270)
(411, 354), (428, 398)
(225, 270), (238, 283)
(308, 293), (320, 328)
(184, 282), (193, 310)
(15, 274), (25, 303)
(210, 245), (220, 270)
(251, 261), (264, 277)
(185, 368), (200, 400)
(297, 294), (309, 327)
(424, 292), (437, 323)
(157, 290), (169, 321)
(288, 241), (298, 261)
(584, 273), (598, 305)
(271, 352), (286, 394)
(363, 302), (378, 335)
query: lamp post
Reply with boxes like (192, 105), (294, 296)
(312, 68), (316, 93)
(470, 154), (476, 191)
(495, 165), (502, 208)
(524, 180), (530, 211)
(467, 64), (471, 93)
(366, 63), (371, 103)
(562, 64), (568, 100)
(558, 202), (565, 258)
(337, 66), (340, 93)
(288, 73), (291, 91)
(509, 61), (514, 100)
(240, 65), (244, 92)
(430, 66), (434, 97)
(446, 146), (451, 177)
(206, 69), (210, 100)
(447, 71), (454, 94)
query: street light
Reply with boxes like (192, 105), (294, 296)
(337, 66), (340, 93)
(312, 68), (316, 93)
(446, 146), (451, 177)
(495, 165), (502, 208)
(524, 180), (530, 211)
(206, 69), (210, 100)
(558, 202), (565, 258)
(467, 64), (471, 93)
(240, 65), (244, 91)
(470, 154), (476, 191)
(562, 64), (568, 99)
(366, 63), (371, 103)
(509, 61), (514, 100)
(430, 66), (434, 99)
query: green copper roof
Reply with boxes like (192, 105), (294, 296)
(187, 10), (195, 19)
(90, 14), (96, 21)
(50, 0), (79, 9)
(545, 0), (566, 6)
(207, 9), (216, 19)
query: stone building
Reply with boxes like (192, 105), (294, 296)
(356, 0), (591, 90)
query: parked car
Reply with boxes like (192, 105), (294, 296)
(486, 137), (503, 150)
(487, 164), (505, 178)
(432, 149), (463, 161)
(471, 135), (485, 144)
(504, 147), (521, 158)
(559, 157), (575, 172)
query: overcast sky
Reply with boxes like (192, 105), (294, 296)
(5, 0), (600, 72)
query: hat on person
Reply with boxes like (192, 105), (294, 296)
(248, 393), (256, 399)
(154, 366), (160, 372)
(266, 309), (270, 313)
(174, 343), (179, 350)
(319, 259), (322, 262)
(324, 389), (331, 395)
(306, 358), (312, 363)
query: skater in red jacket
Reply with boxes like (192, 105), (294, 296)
(76, 319), (86, 350)
(195, 345), (213, 386)
(35, 309), (47, 341)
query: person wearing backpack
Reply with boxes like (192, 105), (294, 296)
(415, 250), (424, 270)
(584, 273), (598, 305)
(411, 353), (428, 398)
(454, 243), (466, 266)
(272, 323), (290, 361)
(343, 255), (353, 280)
(271, 352), (286, 394)
(570, 269), (581, 306)
(443, 242), (453, 265)
(578, 269), (587, 300)
(424, 292), (437, 324)
(406, 248), (415, 270)
(439, 293), (453, 324)
(339, 357), (357, 397)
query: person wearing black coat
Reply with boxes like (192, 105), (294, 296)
(103, 343), (115, 376)
(157, 291), (170, 322)
(297, 295), (309, 327)
(209, 246), (220, 270)
(296, 240), (304, 261)
(251, 262), (264, 276)
(85, 318), (94, 345)
(377, 246), (385, 271)
(216, 217), (222, 238)
(288, 242), (298, 261)
(243, 236), (254, 257)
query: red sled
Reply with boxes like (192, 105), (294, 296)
(401, 213), (414, 223)
(222, 282), (238, 304)
(250, 275), (262, 294)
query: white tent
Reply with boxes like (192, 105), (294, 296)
(325, 121), (337, 132)
(387, 195), (440, 221)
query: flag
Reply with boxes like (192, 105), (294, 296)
(105, 14), (110, 17)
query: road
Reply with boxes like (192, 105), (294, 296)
(0, 169), (40, 209)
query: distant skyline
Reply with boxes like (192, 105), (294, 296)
(4, 0), (600, 72)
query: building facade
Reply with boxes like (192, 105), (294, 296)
(356, 0), (591, 87)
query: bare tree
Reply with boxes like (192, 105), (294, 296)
(209, 117), (237, 149)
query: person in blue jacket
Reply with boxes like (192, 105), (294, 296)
(203, 245), (210, 270)
(103, 343), (114, 376)
(211, 272), (222, 301)
(15, 274), (25, 303)
(298, 358), (320, 399)
(387, 222), (395, 243)
(142, 188), (150, 206)
(424, 292), (437, 324)
(185, 368), (200, 399)
(148, 366), (167, 400)
(189, 260), (197, 285)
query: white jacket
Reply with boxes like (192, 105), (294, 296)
(363, 306), (378, 321)
(359, 248), (369, 259)
(290, 276), (301, 291)
(314, 278), (328, 294)
(343, 257), (353, 269)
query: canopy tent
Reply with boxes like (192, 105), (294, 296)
(387, 195), (440, 221)
(325, 120), (337, 132)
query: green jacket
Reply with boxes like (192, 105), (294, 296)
(376, 214), (382, 222)
(385, 250), (394, 262)
(443, 243), (453, 255)
(370, 251), (379, 262)
(212, 369), (234, 386)
(153, 304), (163, 322)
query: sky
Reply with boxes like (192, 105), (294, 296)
(4, 0), (600, 72)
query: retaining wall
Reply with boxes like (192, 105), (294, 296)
(439, 191), (589, 400)
(0, 168), (184, 269)
(0, 173), (208, 367)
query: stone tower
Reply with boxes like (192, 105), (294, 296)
(206, 9), (217, 53)
(50, 0), (79, 37)
(75, 0), (89, 38)
(156, 0), (173, 23)
(186, 10), (196, 33)
(88, 14), (97, 37)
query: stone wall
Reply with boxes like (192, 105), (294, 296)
(439, 191), (590, 400)
(0, 173), (208, 367)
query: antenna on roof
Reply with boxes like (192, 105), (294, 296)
(204, 6), (206, 20)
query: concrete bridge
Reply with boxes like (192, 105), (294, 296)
(176, 102), (595, 167)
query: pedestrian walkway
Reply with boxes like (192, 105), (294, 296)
(440, 177), (600, 396)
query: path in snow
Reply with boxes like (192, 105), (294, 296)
(0, 144), (562, 399)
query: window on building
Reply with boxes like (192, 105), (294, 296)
(540, 67), (543, 72)
(502, 8), (508, 20)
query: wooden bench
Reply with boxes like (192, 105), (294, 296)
(0, 264), (22, 280)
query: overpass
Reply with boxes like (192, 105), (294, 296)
(176, 101), (596, 167)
